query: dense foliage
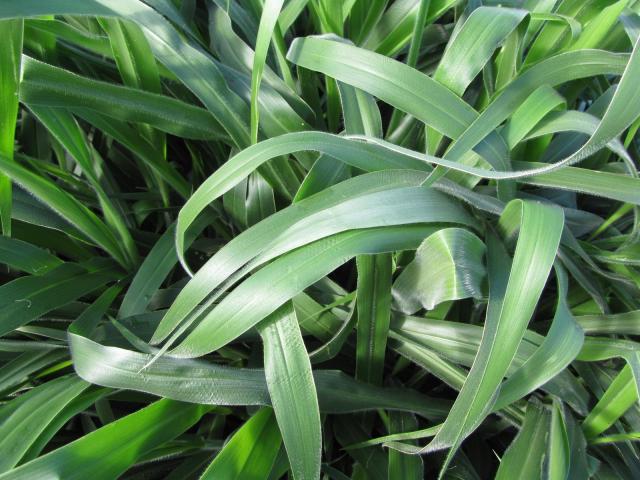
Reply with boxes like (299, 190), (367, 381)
(1, 0), (640, 478)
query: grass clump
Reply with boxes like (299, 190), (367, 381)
(0, 1), (640, 478)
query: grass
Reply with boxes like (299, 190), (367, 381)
(0, 0), (640, 478)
